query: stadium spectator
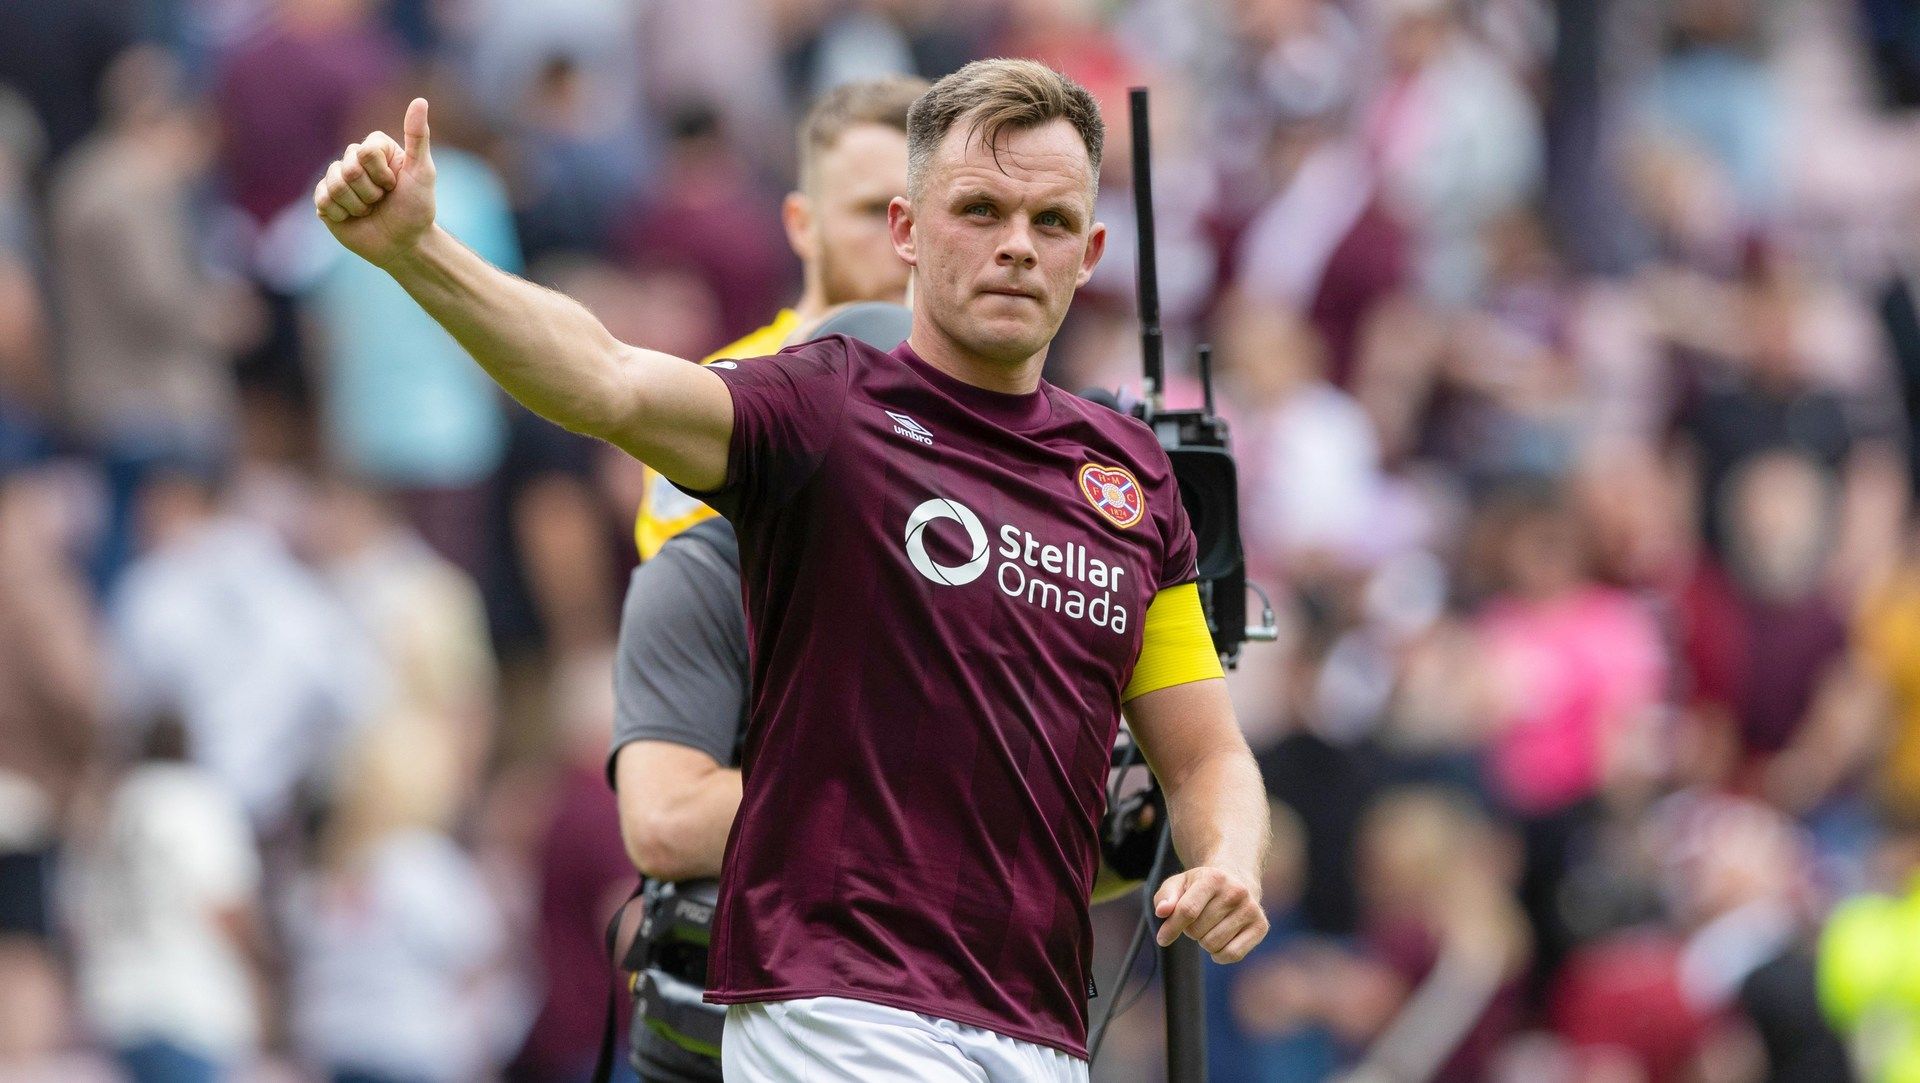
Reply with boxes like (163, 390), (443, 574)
(1669, 252), (1908, 586)
(1677, 452), (1880, 815)
(107, 461), (381, 832)
(613, 104), (795, 343)
(213, 0), (403, 227)
(499, 55), (651, 263)
(513, 649), (634, 1083)
(1212, 291), (1387, 581)
(1360, 0), (1542, 304)
(68, 713), (265, 1083)
(1474, 484), (1667, 981)
(287, 719), (507, 1083)
(46, 46), (265, 588)
(1342, 787), (1528, 1083)
(0, 468), (100, 1064)
(303, 474), (496, 785)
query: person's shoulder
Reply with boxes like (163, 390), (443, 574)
(642, 519), (740, 586)
(708, 331), (865, 379)
(777, 332), (882, 365)
(674, 516), (741, 570)
(1046, 388), (1176, 473)
(704, 309), (802, 364)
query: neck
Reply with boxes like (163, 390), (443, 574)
(791, 274), (829, 328)
(907, 317), (1045, 396)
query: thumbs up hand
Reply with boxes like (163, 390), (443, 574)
(314, 97), (438, 268)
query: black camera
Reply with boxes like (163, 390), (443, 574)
(621, 878), (726, 1081)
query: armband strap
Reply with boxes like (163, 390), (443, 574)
(1123, 582), (1224, 702)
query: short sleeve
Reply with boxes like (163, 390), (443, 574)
(686, 335), (854, 522)
(608, 526), (749, 779)
(1152, 452), (1200, 592)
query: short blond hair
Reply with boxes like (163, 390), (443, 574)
(906, 58), (1104, 202)
(798, 76), (928, 191)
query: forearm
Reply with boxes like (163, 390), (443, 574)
(1163, 748), (1269, 887)
(384, 225), (643, 440)
(621, 766), (743, 881)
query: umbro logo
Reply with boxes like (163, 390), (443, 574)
(887, 411), (934, 446)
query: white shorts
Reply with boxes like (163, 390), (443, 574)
(720, 996), (1089, 1082)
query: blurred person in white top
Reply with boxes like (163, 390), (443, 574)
(107, 461), (383, 833)
(68, 713), (265, 1082)
(288, 717), (507, 1083)
(1210, 290), (1389, 581)
(1361, 0), (1542, 304)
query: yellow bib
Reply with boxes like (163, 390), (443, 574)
(633, 310), (803, 560)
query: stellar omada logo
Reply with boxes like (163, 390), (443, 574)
(901, 497), (1132, 633)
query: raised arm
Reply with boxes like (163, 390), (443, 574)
(314, 98), (731, 490)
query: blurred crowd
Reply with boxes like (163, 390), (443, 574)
(5, 0), (1920, 1080)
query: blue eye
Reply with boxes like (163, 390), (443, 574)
(1038, 212), (1066, 228)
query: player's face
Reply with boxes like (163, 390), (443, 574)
(808, 123), (911, 306)
(892, 118), (1107, 367)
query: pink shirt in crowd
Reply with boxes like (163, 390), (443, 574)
(1479, 586), (1666, 814)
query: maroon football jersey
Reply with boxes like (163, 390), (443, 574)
(692, 335), (1198, 1058)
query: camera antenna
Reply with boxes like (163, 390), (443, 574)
(1197, 343), (1216, 417)
(1130, 87), (1164, 418)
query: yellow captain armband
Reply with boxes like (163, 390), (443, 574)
(1123, 582), (1225, 702)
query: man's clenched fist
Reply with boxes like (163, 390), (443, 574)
(1153, 864), (1269, 964)
(314, 97), (437, 268)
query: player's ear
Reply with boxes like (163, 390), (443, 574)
(888, 195), (917, 267)
(782, 191), (815, 262)
(1075, 220), (1108, 289)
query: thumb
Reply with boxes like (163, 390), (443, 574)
(402, 97), (431, 165)
(1154, 874), (1185, 917)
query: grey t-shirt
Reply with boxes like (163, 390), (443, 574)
(609, 516), (744, 1083)
(609, 517), (747, 775)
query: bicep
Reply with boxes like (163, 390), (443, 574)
(615, 740), (727, 820)
(1123, 677), (1240, 794)
(604, 347), (734, 493)
(1123, 583), (1221, 702)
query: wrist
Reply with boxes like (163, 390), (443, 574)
(1197, 851), (1261, 886)
(379, 223), (448, 276)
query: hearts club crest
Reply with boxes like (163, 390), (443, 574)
(1078, 463), (1145, 529)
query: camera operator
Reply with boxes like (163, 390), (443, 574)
(607, 77), (924, 1083)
